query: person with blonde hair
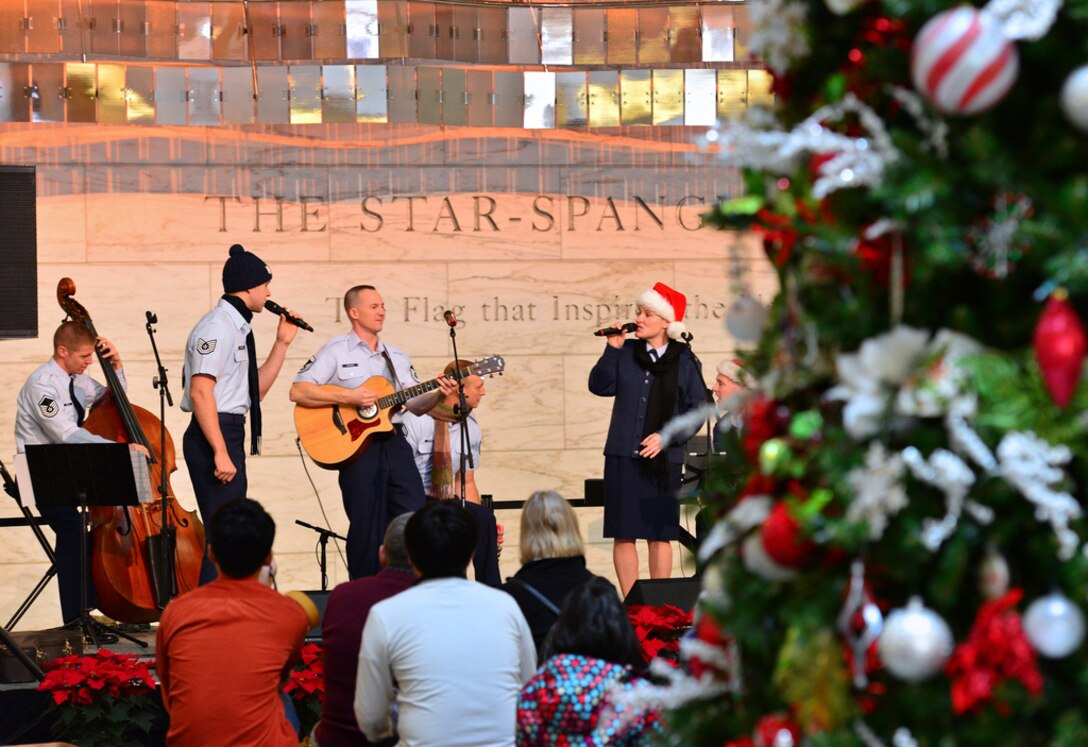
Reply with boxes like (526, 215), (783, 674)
(502, 491), (612, 654)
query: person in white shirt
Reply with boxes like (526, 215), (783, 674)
(355, 501), (536, 747)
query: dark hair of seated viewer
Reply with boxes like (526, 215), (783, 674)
(208, 498), (276, 579)
(405, 501), (479, 579)
(541, 577), (645, 670)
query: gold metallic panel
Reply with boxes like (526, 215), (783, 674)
(355, 63), (386, 123)
(377, 0), (408, 59)
(434, 4), (453, 61)
(144, 0), (176, 59)
(476, 6), (504, 65)
(417, 65), (440, 124)
(493, 70), (522, 128)
(289, 65), (321, 124)
(177, 2), (211, 61)
(32, 63), (65, 122)
(322, 64), (355, 123)
(221, 65), (255, 124)
(465, 68), (491, 126)
(0, 64), (32, 122)
(442, 67), (466, 125)
(247, 1), (281, 62)
(606, 8), (636, 66)
(452, 4), (477, 63)
(652, 68), (683, 126)
(312, 0), (347, 60)
(345, 0), (379, 60)
(587, 70), (619, 128)
(407, 1), (435, 61)
(89, 0), (118, 56)
(748, 69), (774, 109)
(555, 71), (586, 128)
(154, 66), (186, 125)
(523, 70), (554, 129)
(0, 2), (25, 54)
(637, 7), (668, 64)
(620, 69), (650, 126)
(734, 4), (753, 60)
(59, 0), (86, 57)
(702, 5), (734, 63)
(66, 62), (96, 122)
(540, 7), (571, 66)
(27, 0), (62, 54)
(572, 8), (604, 66)
(118, 0), (146, 58)
(255, 65), (290, 124)
(507, 8), (539, 65)
(684, 68), (716, 126)
(125, 64), (154, 123)
(211, 2), (246, 62)
(280, 1), (314, 61)
(96, 63), (126, 124)
(717, 69), (747, 121)
(188, 66), (221, 126)
(386, 65), (415, 123)
(668, 6), (701, 64)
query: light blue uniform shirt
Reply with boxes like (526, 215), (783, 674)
(180, 298), (252, 415)
(15, 358), (125, 452)
(401, 411), (481, 494)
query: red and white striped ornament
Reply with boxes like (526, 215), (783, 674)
(911, 7), (1019, 116)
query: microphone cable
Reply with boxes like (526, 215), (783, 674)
(294, 436), (349, 576)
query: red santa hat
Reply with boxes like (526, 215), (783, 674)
(637, 282), (688, 341)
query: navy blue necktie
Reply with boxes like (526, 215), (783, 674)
(69, 377), (85, 426)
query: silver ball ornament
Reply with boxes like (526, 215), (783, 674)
(726, 296), (768, 342)
(1024, 592), (1086, 659)
(877, 597), (954, 682)
(1061, 65), (1088, 133)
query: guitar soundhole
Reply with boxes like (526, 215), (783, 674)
(358, 404), (378, 420)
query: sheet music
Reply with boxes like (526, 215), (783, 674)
(14, 449), (154, 508)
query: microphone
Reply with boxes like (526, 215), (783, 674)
(264, 300), (314, 332)
(443, 309), (458, 328)
(594, 322), (637, 337)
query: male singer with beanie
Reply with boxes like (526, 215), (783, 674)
(588, 282), (708, 597)
(182, 244), (299, 584)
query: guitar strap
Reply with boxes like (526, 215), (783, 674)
(379, 347), (401, 391)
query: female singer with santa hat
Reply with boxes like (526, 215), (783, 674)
(589, 282), (709, 597)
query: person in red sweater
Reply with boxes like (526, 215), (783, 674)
(156, 498), (315, 747)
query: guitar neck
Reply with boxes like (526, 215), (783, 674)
(377, 366), (473, 410)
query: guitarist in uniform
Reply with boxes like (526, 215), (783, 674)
(290, 285), (454, 578)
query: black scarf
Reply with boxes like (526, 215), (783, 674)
(221, 294), (261, 456)
(634, 341), (683, 474)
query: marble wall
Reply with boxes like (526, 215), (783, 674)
(0, 124), (777, 628)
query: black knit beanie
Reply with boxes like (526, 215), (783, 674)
(222, 244), (272, 293)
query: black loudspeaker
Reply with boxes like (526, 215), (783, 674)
(0, 167), (36, 339)
(301, 590), (331, 641)
(623, 577), (701, 612)
(583, 478), (604, 507)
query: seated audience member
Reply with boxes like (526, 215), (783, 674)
(157, 498), (315, 747)
(503, 490), (612, 655)
(314, 513), (414, 747)
(355, 501), (536, 747)
(517, 579), (663, 747)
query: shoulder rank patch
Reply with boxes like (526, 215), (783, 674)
(37, 395), (58, 418)
(298, 356), (315, 374)
(196, 338), (217, 355)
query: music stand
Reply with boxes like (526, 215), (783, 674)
(25, 443), (149, 648)
(0, 458), (58, 630)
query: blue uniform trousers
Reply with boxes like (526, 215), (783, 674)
(37, 504), (96, 624)
(183, 414), (247, 584)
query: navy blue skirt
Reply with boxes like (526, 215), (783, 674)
(602, 455), (681, 541)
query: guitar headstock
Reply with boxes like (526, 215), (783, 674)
(470, 355), (505, 378)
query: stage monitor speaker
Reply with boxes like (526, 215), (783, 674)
(583, 478), (603, 506)
(301, 589), (331, 641)
(623, 577), (701, 612)
(0, 167), (36, 339)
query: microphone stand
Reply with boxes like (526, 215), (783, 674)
(446, 316), (473, 506)
(295, 520), (346, 591)
(145, 311), (176, 609)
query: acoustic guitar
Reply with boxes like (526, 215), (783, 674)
(294, 355), (505, 469)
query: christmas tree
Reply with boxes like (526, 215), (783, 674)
(650, 0), (1088, 744)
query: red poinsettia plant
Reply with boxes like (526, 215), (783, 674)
(627, 604), (694, 666)
(283, 642), (325, 739)
(38, 649), (157, 747)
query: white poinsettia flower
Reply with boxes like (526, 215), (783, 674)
(895, 330), (983, 418)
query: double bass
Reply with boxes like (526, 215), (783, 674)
(58, 278), (205, 623)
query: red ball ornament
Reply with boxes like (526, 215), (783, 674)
(910, 7), (1018, 115)
(754, 714), (801, 747)
(761, 502), (815, 568)
(1033, 292), (1086, 408)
